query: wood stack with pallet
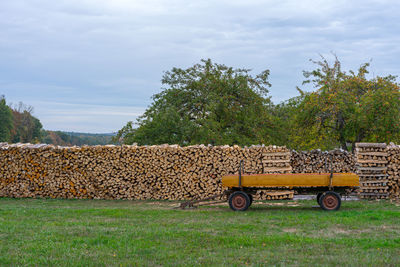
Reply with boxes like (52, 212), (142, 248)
(387, 143), (400, 199)
(258, 146), (293, 200)
(355, 143), (389, 199)
(262, 146), (292, 174)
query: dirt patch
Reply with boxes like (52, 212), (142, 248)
(332, 228), (353, 234)
(283, 228), (297, 233)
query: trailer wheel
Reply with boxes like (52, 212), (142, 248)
(228, 191), (251, 211)
(319, 191), (341, 211)
(316, 192), (323, 205)
(248, 194), (253, 206)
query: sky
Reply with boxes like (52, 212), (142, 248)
(1, 0), (399, 133)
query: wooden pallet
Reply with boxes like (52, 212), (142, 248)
(356, 143), (389, 199)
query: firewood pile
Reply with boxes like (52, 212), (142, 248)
(259, 146), (294, 200)
(1, 142), (399, 201)
(355, 143), (389, 199)
(291, 149), (356, 174)
(0, 143), (293, 200)
(263, 147), (292, 173)
(259, 190), (294, 200)
(387, 143), (400, 199)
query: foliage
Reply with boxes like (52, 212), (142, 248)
(9, 102), (43, 143)
(0, 98), (43, 143)
(0, 96), (13, 142)
(113, 121), (136, 144)
(270, 95), (304, 147)
(4, 57), (400, 150)
(293, 55), (400, 151)
(116, 59), (274, 146)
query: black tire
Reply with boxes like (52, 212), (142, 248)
(228, 191), (251, 211)
(316, 192), (323, 205)
(319, 191), (341, 211)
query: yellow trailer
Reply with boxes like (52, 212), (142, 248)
(221, 170), (359, 211)
(180, 161), (359, 212)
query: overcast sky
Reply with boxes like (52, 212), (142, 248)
(1, 0), (399, 133)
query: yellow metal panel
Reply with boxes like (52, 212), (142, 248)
(221, 173), (359, 188)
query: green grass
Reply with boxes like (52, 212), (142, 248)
(0, 198), (399, 266)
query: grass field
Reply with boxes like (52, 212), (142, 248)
(0, 198), (399, 266)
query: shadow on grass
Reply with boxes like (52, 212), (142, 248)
(194, 202), (362, 212)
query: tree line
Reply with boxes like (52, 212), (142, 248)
(0, 97), (113, 146)
(114, 56), (400, 151)
(2, 56), (399, 151)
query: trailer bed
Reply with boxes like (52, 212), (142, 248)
(222, 173), (359, 188)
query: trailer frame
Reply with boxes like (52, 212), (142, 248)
(179, 160), (359, 211)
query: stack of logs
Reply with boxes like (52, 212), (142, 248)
(355, 143), (389, 199)
(260, 146), (294, 200)
(263, 147), (292, 174)
(291, 149), (356, 174)
(387, 143), (400, 199)
(0, 143), (292, 200)
(2, 142), (400, 201)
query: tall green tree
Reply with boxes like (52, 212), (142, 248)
(0, 96), (13, 142)
(270, 95), (305, 148)
(295, 55), (400, 151)
(116, 59), (274, 146)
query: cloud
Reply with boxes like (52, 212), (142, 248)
(0, 0), (399, 132)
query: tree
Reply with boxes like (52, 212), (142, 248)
(116, 59), (274, 146)
(0, 96), (13, 142)
(270, 95), (305, 148)
(295, 55), (400, 151)
(10, 102), (43, 143)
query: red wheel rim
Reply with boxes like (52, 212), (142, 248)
(322, 195), (339, 210)
(232, 194), (247, 209)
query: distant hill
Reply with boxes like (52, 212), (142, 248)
(41, 131), (116, 146)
